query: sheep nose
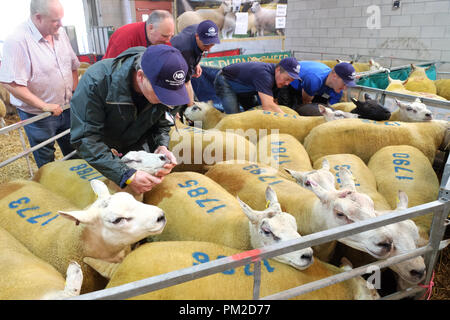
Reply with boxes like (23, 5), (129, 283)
(425, 113), (432, 118)
(157, 213), (166, 224)
(301, 253), (313, 262)
(159, 155), (168, 161)
(410, 269), (425, 280)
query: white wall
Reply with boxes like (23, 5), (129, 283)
(285, 0), (450, 71)
(0, 0), (89, 54)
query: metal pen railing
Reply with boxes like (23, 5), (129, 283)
(70, 181), (450, 300)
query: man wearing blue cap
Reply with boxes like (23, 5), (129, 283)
(70, 45), (190, 194)
(213, 57), (301, 114)
(278, 61), (357, 110)
(171, 20), (220, 106)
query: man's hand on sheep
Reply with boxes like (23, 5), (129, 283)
(153, 145), (177, 178)
(192, 64), (203, 78)
(128, 171), (163, 194)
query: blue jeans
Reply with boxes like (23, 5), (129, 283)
(214, 71), (240, 114)
(18, 108), (75, 168)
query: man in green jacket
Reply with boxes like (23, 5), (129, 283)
(70, 45), (189, 194)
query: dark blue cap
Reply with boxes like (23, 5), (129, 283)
(278, 57), (301, 80)
(141, 45), (189, 106)
(196, 20), (220, 45)
(334, 62), (357, 87)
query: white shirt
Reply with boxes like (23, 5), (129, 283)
(0, 19), (80, 114)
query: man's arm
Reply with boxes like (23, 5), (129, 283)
(185, 80), (195, 106)
(258, 91), (285, 113)
(1, 82), (63, 116)
(301, 89), (314, 104)
(72, 70), (79, 91)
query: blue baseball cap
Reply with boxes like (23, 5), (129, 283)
(196, 20), (220, 45)
(278, 57), (301, 80)
(334, 62), (357, 87)
(141, 45), (190, 106)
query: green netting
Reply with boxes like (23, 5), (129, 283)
(356, 63), (437, 90)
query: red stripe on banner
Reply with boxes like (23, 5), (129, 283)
(231, 249), (262, 262)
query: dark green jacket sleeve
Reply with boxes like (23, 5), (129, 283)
(70, 81), (131, 186)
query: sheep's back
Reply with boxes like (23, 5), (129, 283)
(0, 180), (107, 293)
(303, 118), (446, 164)
(106, 241), (362, 300)
(143, 171), (250, 250)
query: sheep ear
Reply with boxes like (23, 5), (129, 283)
(284, 168), (307, 185)
(265, 186), (281, 213)
(59, 209), (95, 225)
(414, 97), (422, 104)
(318, 104), (329, 115)
(307, 180), (331, 203)
(396, 191), (409, 210)
(388, 75), (393, 83)
(351, 97), (360, 106)
(91, 179), (110, 198)
(237, 197), (259, 224)
(395, 99), (407, 109)
(320, 159), (330, 171)
(338, 166), (356, 191)
(83, 257), (119, 280)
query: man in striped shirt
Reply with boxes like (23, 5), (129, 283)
(0, 0), (80, 168)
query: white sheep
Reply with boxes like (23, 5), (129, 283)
(214, 109), (325, 144)
(303, 118), (448, 164)
(84, 240), (379, 300)
(238, 186), (314, 270)
(285, 158), (336, 192)
(287, 164), (426, 286)
(205, 161), (394, 262)
(404, 64), (437, 94)
(120, 150), (172, 174)
(434, 79), (450, 100)
(221, 11), (236, 39)
(385, 76), (446, 101)
(389, 98), (433, 122)
(0, 179), (166, 293)
(0, 226), (83, 300)
(143, 171), (313, 270)
(177, 0), (232, 33)
(251, 2), (280, 36)
(318, 104), (359, 122)
(369, 59), (388, 72)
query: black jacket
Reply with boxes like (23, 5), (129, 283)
(70, 47), (176, 186)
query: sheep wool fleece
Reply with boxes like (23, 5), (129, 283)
(0, 180), (107, 293)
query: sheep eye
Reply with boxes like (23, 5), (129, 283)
(261, 226), (272, 236)
(192, 106), (200, 111)
(112, 217), (132, 224)
(336, 211), (346, 218)
(406, 107), (413, 111)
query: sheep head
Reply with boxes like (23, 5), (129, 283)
(304, 167), (394, 259)
(237, 186), (314, 270)
(121, 150), (172, 175)
(58, 180), (166, 261)
(350, 94), (391, 121)
(395, 98), (433, 122)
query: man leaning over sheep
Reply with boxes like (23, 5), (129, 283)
(277, 61), (357, 109)
(102, 10), (175, 59)
(171, 20), (221, 107)
(70, 45), (190, 194)
(0, 0), (80, 168)
(213, 57), (301, 114)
